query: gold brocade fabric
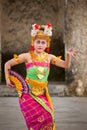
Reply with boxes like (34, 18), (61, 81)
(30, 51), (48, 62)
(10, 75), (22, 91)
(13, 54), (20, 63)
(40, 122), (53, 130)
(51, 56), (62, 64)
(26, 78), (48, 96)
(9, 75), (23, 97)
(26, 77), (54, 110)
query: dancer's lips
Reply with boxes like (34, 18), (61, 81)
(37, 48), (43, 50)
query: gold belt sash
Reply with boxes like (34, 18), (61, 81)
(26, 77), (54, 111)
(26, 78), (48, 96)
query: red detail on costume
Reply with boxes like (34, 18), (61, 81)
(30, 45), (34, 51)
(47, 22), (52, 28)
(26, 61), (50, 69)
(46, 47), (50, 53)
(34, 24), (39, 30)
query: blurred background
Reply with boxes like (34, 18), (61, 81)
(0, 1), (87, 130)
(0, 0), (87, 96)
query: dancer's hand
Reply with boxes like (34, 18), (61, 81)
(6, 78), (15, 88)
(67, 48), (80, 60)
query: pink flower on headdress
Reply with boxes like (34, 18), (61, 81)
(47, 22), (52, 28)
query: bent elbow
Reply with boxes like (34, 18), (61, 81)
(65, 64), (70, 68)
(4, 61), (11, 69)
(4, 62), (9, 67)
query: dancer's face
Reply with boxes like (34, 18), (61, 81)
(34, 39), (47, 53)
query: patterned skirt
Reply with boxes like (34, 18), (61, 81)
(19, 93), (54, 130)
(8, 69), (55, 129)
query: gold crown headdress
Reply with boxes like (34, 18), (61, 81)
(30, 23), (52, 52)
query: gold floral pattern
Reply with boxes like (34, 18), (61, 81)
(40, 122), (53, 130)
(26, 77), (48, 96)
(30, 51), (48, 62)
(13, 54), (20, 63)
(51, 56), (62, 64)
(36, 67), (46, 79)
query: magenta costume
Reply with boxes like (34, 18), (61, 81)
(9, 54), (56, 130)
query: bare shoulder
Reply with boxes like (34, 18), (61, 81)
(22, 52), (31, 58)
(47, 53), (56, 62)
(18, 52), (31, 63)
(48, 53), (62, 65)
(18, 52), (29, 58)
(48, 53), (56, 59)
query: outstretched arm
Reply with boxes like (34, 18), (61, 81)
(50, 52), (71, 68)
(50, 48), (80, 68)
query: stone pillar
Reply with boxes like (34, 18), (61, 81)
(0, 0), (1, 83)
(65, 0), (87, 96)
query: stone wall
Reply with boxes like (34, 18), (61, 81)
(1, 0), (65, 82)
(1, 0), (64, 54)
(65, 0), (87, 96)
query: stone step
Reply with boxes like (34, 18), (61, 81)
(0, 85), (17, 97)
(48, 82), (66, 96)
(0, 82), (66, 97)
